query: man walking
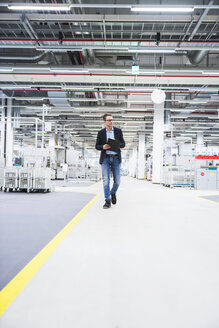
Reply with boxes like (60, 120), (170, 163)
(95, 113), (125, 209)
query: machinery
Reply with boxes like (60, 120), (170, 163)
(3, 167), (53, 193)
(195, 167), (219, 190)
(163, 165), (194, 188)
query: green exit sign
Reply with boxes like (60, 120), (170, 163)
(132, 65), (139, 74)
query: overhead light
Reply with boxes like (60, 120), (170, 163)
(141, 71), (165, 74)
(15, 97), (45, 101)
(90, 68), (127, 72)
(125, 70), (165, 74)
(191, 126), (210, 129)
(170, 109), (193, 112)
(178, 100), (208, 104)
(171, 115), (189, 118)
(79, 114), (102, 117)
(122, 115), (145, 118)
(0, 67), (13, 72)
(202, 71), (219, 75)
(128, 48), (175, 53)
(61, 86), (94, 90)
(1, 85), (31, 89)
(36, 46), (83, 52)
(165, 69), (203, 73)
(13, 67), (50, 71)
(8, 4), (70, 11)
(130, 6), (194, 12)
(50, 68), (89, 73)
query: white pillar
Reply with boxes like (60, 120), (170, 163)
(197, 132), (204, 145)
(49, 135), (56, 147)
(5, 98), (13, 167)
(137, 134), (145, 179)
(152, 103), (164, 184)
(129, 148), (137, 177)
(0, 97), (6, 158)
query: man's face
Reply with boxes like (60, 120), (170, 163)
(104, 116), (113, 129)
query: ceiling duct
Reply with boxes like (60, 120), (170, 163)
(47, 91), (71, 109)
(81, 49), (89, 65)
(187, 50), (209, 65)
(0, 51), (46, 63)
(87, 49), (95, 65)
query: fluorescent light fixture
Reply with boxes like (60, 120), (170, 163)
(125, 70), (165, 74)
(8, 4), (70, 11)
(181, 133), (196, 135)
(178, 100), (208, 104)
(128, 48), (175, 54)
(127, 100), (152, 103)
(50, 68), (89, 73)
(36, 47), (83, 52)
(61, 86), (94, 90)
(1, 85), (31, 89)
(165, 69), (203, 73)
(142, 71), (165, 74)
(15, 97), (45, 101)
(14, 67), (50, 71)
(130, 6), (194, 12)
(90, 68), (127, 72)
(122, 115), (145, 118)
(202, 71), (219, 75)
(191, 126), (210, 129)
(170, 109), (193, 112)
(79, 114), (102, 117)
(0, 67), (13, 72)
(171, 115), (189, 118)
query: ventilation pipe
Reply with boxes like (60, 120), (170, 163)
(186, 0), (213, 65)
(81, 49), (89, 65)
(0, 52), (46, 63)
(87, 49), (95, 64)
(187, 50), (209, 65)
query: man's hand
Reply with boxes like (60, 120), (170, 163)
(103, 144), (111, 150)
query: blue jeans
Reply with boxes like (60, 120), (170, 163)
(101, 156), (121, 201)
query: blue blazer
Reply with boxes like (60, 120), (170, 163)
(95, 127), (125, 164)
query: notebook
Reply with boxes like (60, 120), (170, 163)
(108, 138), (121, 152)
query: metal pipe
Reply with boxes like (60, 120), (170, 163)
(0, 38), (218, 43)
(0, 52), (46, 63)
(186, 0), (214, 64)
(87, 49), (95, 64)
(188, 0), (214, 41)
(187, 50), (209, 65)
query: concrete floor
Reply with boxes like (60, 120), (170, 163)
(1, 177), (219, 328)
(0, 191), (95, 290)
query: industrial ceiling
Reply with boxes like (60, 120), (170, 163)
(0, 1), (219, 152)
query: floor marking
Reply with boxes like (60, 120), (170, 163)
(197, 196), (219, 204)
(0, 193), (100, 316)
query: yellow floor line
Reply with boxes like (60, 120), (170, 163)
(197, 196), (219, 204)
(0, 193), (100, 317)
